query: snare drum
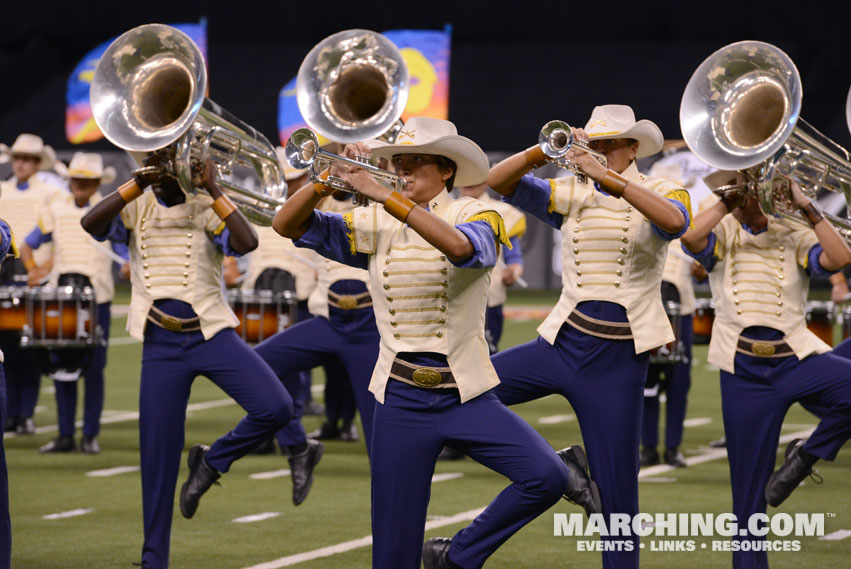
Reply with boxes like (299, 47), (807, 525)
(806, 300), (834, 346)
(229, 289), (297, 344)
(650, 300), (686, 365)
(693, 297), (715, 345)
(21, 286), (99, 348)
(0, 286), (26, 332)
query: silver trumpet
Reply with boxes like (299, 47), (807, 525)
(285, 128), (406, 193)
(538, 120), (607, 182)
(90, 24), (285, 225)
(680, 40), (851, 237)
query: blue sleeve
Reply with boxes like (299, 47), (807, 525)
(0, 221), (12, 258)
(503, 235), (523, 265)
(504, 174), (564, 229)
(650, 199), (691, 241)
(94, 216), (130, 245)
(452, 220), (499, 269)
(212, 228), (246, 258)
(683, 232), (718, 273)
(25, 227), (52, 249)
(111, 242), (130, 261)
(806, 244), (836, 278)
(294, 210), (369, 270)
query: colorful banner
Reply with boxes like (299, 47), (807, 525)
(65, 20), (208, 144)
(278, 25), (452, 146)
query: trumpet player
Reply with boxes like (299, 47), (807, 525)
(81, 154), (293, 569)
(488, 105), (692, 568)
(681, 170), (851, 569)
(274, 117), (597, 569)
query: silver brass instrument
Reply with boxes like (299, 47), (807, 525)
(847, 85), (851, 137)
(90, 24), (285, 226)
(680, 40), (851, 237)
(285, 128), (406, 193)
(538, 120), (608, 182)
(295, 29), (409, 143)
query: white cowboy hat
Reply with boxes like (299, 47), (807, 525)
(275, 146), (308, 181)
(67, 152), (116, 185)
(703, 169), (738, 190)
(1, 134), (57, 170)
(368, 117), (489, 187)
(583, 105), (664, 159)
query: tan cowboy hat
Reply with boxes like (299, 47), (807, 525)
(0, 134), (57, 170)
(368, 117), (489, 187)
(703, 169), (738, 190)
(583, 105), (664, 159)
(275, 146), (308, 181)
(67, 152), (116, 185)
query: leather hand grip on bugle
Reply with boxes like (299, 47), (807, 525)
(117, 179), (144, 203)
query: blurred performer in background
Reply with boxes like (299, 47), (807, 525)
(0, 134), (63, 434)
(21, 152), (128, 453)
(81, 156), (293, 569)
(0, 215), (18, 569)
(682, 170), (851, 569)
(275, 117), (597, 569)
(489, 105), (691, 568)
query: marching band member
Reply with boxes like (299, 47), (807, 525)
(274, 117), (598, 569)
(81, 155), (293, 569)
(21, 152), (128, 453)
(0, 214), (17, 569)
(0, 134), (63, 435)
(488, 105), (692, 568)
(681, 170), (851, 569)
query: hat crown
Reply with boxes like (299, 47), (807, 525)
(394, 117), (458, 146)
(10, 133), (45, 155)
(68, 152), (104, 178)
(585, 105), (638, 136)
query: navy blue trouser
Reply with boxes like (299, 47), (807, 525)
(485, 305), (505, 354)
(0, 332), (40, 422)
(139, 324), (292, 569)
(53, 302), (111, 438)
(491, 323), (646, 569)
(254, 313), (379, 453)
(642, 314), (693, 449)
(371, 380), (569, 569)
(0, 363), (11, 569)
(721, 350), (851, 569)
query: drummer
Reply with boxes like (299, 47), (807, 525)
(21, 152), (128, 453)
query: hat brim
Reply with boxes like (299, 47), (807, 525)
(369, 135), (489, 187)
(585, 119), (664, 158)
(703, 170), (738, 190)
(69, 166), (116, 186)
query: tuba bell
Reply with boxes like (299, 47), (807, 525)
(680, 40), (851, 237)
(90, 23), (286, 226)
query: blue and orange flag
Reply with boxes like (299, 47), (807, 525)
(277, 25), (452, 146)
(65, 20), (208, 144)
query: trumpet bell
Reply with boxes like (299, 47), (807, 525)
(538, 120), (575, 158)
(296, 29), (409, 143)
(285, 128), (319, 170)
(679, 40), (801, 171)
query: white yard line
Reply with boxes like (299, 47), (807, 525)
(43, 508), (94, 520)
(537, 414), (575, 425)
(250, 469), (291, 480)
(819, 529), (851, 541)
(233, 512), (282, 523)
(86, 466), (140, 478)
(683, 417), (712, 427)
(432, 473), (464, 483)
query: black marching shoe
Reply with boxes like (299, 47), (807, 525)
(81, 435), (101, 454)
(709, 436), (727, 448)
(557, 445), (602, 517)
(639, 446), (660, 467)
(664, 447), (687, 468)
(180, 445), (221, 519)
(339, 421), (359, 442)
(765, 439), (822, 507)
(302, 399), (326, 417)
(16, 416), (35, 435)
(288, 439), (324, 506)
(307, 421), (340, 440)
(437, 446), (466, 461)
(4, 416), (18, 433)
(422, 537), (458, 569)
(39, 435), (76, 453)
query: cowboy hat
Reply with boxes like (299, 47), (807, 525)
(368, 117), (489, 187)
(67, 152), (116, 185)
(0, 134), (57, 170)
(583, 105), (664, 159)
(702, 169), (738, 191)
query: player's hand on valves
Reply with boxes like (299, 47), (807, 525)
(788, 180), (811, 210)
(719, 188), (747, 212)
(568, 127), (607, 181)
(332, 142), (392, 203)
(199, 160), (222, 198)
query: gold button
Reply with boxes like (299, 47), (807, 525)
(185, 252), (191, 257)
(732, 270), (737, 276)
(385, 259), (391, 265)
(186, 244), (191, 248)
(182, 281), (188, 287)
(619, 247), (627, 254)
(436, 331), (443, 338)
(734, 299), (740, 305)
(616, 270), (622, 276)
(777, 301), (783, 306)
(383, 284), (390, 290)
(440, 305), (446, 312)
(776, 311), (781, 316)
(441, 280), (449, 287)
(141, 217), (146, 223)
(627, 207), (633, 212)
(185, 263), (190, 268)
(623, 226), (629, 232)
(575, 260), (581, 265)
(778, 275), (784, 280)
(144, 273), (150, 279)
(577, 282), (583, 287)
(394, 333), (400, 339)
(576, 270), (582, 276)
(183, 272), (189, 277)
(624, 216), (631, 222)
(439, 318), (446, 324)
(188, 215), (194, 220)
(383, 270), (389, 277)
(573, 227), (579, 233)
(440, 268), (448, 274)
(389, 309), (396, 315)
(576, 217), (582, 223)
(142, 254), (148, 260)
(737, 309), (742, 315)
(391, 321), (397, 327)
(733, 289), (738, 294)
(617, 258), (624, 265)
(614, 282), (621, 287)
(779, 246), (785, 251)
(775, 292), (781, 297)
(387, 296), (393, 302)
(572, 237), (579, 243)
(440, 255), (446, 261)
(141, 244), (147, 250)
(573, 248), (580, 254)
(187, 233), (192, 238)
(780, 255), (784, 261)
(143, 263), (149, 269)
(146, 283), (151, 289)
(621, 237), (628, 243)
(732, 280), (737, 285)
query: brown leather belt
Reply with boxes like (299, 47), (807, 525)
(146, 305), (201, 333)
(328, 290), (372, 310)
(736, 337), (794, 358)
(389, 358), (457, 389)
(566, 309), (633, 340)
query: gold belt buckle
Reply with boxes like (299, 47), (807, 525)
(751, 341), (776, 356)
(160, 315), (183, 332)
(337, 295), (358, 310)
(411, 367), (443, 388)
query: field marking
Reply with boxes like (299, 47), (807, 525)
(241, 508), (485, 569)
(538, 414), (575, 425)
(43, 508), (94, 520)
(233, 512), (282, 523)
(819, 529), (851, 541)
(250, 469), (291, 480)
(640, 477), (677, 483)
(109, 336), (140, 346)
(432, 473), (464, 483)
(683, 417), (712, 427)
(4, 398), (236, 439)
(243, 427), (818, 568)
(86, 465), (140, 478)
